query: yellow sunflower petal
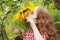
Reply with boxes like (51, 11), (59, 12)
(27, 2), (35, 12)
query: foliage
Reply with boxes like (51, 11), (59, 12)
(43, 0), (60, 34)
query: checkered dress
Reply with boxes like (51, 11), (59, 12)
(22, 30), (35, 40)
(22, 30), (46, 40)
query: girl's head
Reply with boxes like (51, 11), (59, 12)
(33, 6), (56, 40)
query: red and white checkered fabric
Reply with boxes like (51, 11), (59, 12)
(22, 30), (46, 40)
(22, 30), (35, 40)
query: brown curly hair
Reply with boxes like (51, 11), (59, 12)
(34, 6), (56, 40)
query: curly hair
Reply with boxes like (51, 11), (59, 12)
(34, 6), (56, 40)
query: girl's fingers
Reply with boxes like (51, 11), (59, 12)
(26, 12), (36, 22)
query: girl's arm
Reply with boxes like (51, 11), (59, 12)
(29, 19), (44, 40)
(10, 24), (21, 34)
(26, 12), (44, 40)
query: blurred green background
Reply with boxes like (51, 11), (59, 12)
(0, 0), (60, 40)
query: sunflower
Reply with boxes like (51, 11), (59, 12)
(13, 7), (28, 22)
(13, 2), (35, 22)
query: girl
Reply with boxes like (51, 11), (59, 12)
(10, 6), (56, 40)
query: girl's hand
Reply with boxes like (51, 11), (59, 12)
(26, 13), (36, 22)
